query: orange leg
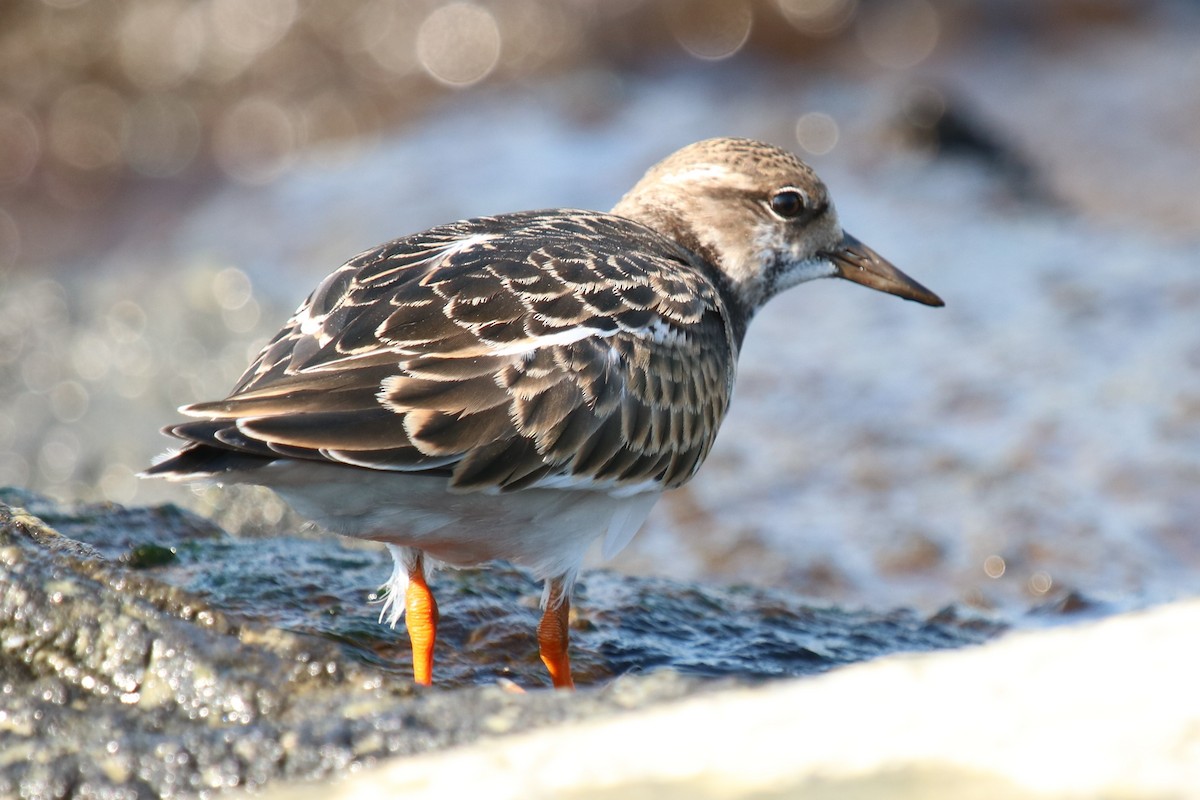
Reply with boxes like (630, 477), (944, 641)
(538, 578), (575, 690)
(405, 554), (438, 686)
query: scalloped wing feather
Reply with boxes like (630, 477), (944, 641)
(157, 210), (737, 493)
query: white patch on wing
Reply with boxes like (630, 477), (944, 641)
(294, 305), (336, 347)
(298, 311), (327, 337)
(372, 233), (500, 287)
(485, 326), (611, 356)
(628, 316), (687, 347)
(436, 232), (498, 259)
(303, 348), (399, 372)
(290, 264), (358, 345)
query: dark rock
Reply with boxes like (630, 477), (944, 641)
(0, 490), (1004, 798)
(1028, 588), (1109, 618)
(894, 86), (1055, 204)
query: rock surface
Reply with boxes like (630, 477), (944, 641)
(261, 598), (1200, 800)
(0, 490), (1000, 798)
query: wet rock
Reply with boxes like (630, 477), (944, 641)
(0, 490), (1002, 798)
(266, 599), (1200, 800)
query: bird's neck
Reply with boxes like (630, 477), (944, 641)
(610, 196), (755, 351)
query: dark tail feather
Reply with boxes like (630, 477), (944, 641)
(140, 444), (277, 480)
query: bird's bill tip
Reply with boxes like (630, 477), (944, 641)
(823, 233), (944, 307)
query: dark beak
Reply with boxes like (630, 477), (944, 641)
(821, 233), (944, 307)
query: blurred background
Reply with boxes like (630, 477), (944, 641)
(2, 0), (1198, 618)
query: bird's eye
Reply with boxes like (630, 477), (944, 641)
(769, 189), (806, 219)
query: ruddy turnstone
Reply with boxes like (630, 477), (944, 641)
(144, 137), (942, 688)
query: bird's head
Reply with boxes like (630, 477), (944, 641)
(611, 137), (943, 315)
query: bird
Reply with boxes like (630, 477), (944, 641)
(143, 137), (943, 689)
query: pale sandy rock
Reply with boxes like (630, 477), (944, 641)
(263, 599), (1200, 800)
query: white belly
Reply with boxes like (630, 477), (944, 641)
(225, 461), (661, 581)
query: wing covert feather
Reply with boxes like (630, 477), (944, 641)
(170, 210), (739, 491)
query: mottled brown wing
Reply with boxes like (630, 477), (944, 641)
(164, 210), (737, 492)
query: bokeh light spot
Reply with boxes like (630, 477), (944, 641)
(70, 335), (112, 382)
(667, 0), (754, 61)
(210, 0), (298, 56)
(213, 267), (253, 310)
(123, 95), (202, 178)
(214, 97), (298, 184)
(0, 106), (40, 187)
(0, 320), (20, 367)
(856, 0), (940, 70)
(117, 1), (206, 90)
(795, 111), (840, 155)
(300, 93), (372, 161)
(107, 300), (147, 344)
(416, 3), (502, 88)
(0, 451), (30, 488)
(28, 280), (69, 323)
(356, 1), (422, 76)
(21, 356), (60, 394)
(1029, 571), (1053, 595)
(49, 380), (89, 423)
(0, 209), (20, 269)
(983, 554), (1006, 579)
(114, 337), (152, 379)
(48, 84), (126, 171)
(38, 429), (82, 484)
(491, 0), (570, 71)
(100, 462), (140, 504)
(773, 0), (856, 36)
